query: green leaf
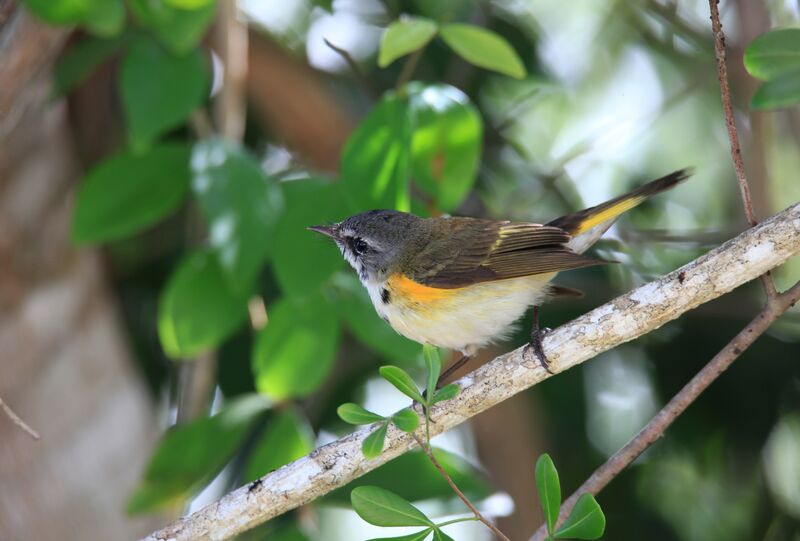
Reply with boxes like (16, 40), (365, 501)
(379, 366), (425, 403)
(535, 453), (561, 534)
(351, 486), (434, 527)
(158, 250), (249, 358)
(432, 384), (459, 404)
(439, 23), (526, 79)
(408, 83), (482, 212)
(391, 408), (420, 433)
(338, 403), (386, 425)
(129, 0), (216, 54)
(553, 493), (605, 540)
(127, 394), (269, 513)
(366, 530), (433, 541)
(379, 16), (438, 67)
(333, 273), (420, 364)
(327, 447), (494, 504)
(72, 144), (191, 244)
(252, 294), (340, 401)
(362, 421), (389, 459)
(242, 409), (314, 483)
(273, 178), (346, 297)
(423, 345), (440, 404)
(341, 94), (412, 212)
(744, 28), (800, 81)
(750, 69), (800, 110)
(191, 138), (284, 290)
(120, 36), (209, 147)
(164, 0), (214, 8)
(20, 0), (89, 25)
(82, 0), (125, 36)
(54, 32), (130, 96)
(432, 529), (455, 541)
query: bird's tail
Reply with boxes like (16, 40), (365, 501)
(547, 169), (691, 254)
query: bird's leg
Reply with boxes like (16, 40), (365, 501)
(524, 305), (554, 374)
(436, 354), (472, 389)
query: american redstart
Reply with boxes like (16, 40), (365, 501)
(309, 169), (690, 383)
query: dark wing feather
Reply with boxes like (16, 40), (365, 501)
(410, 218), (607, 288)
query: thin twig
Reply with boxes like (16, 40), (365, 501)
(411, 433), (511, 541)
(323, 38), (378, 98)
(0, 395), (40, 440)
(215, 0), (249, 140)
(528, 279), (800, 541)
(708, 0), (778, 299)
(396, 48), (423, 91)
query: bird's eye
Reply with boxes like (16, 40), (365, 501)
(351, 237), (369, 255)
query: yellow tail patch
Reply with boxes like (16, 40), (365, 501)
(387, 274), (459, 304)
(573, 194), (647, 234)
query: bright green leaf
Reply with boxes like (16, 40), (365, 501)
(366, 529), (433, 541)
(744, 28), (800, 81)
(423, 345), (440, 404)
(20, 0), (89, 25)
(72, 144), (191, 244)
(164, 0), (214, 8)
(191, 138), (284, 290)
(129, 0), (216, 54)
(362, 422), (389, 459)
(379, 16), (438, 67)
(120, 37), (208, 147)
(242, 409), (314, 482)
(273, 178), (346, 297)
(341, 94), (412, 212)
(252, 294), (340, 400)
(391, 408), (420, 433)
(351, 486), (434, 527)
(333, 273), (420, 364)
(379, 366), (424, 403)
(439, 23), (526, 79)
(408, 83), (482, 212)
(54, 32), (130, 96)
(338, 403), (386, 425)
(82, 0), (125, 36)
(158, 250), (250, 358)
(553, 493), (605, 540)
(432, 384), (459, 404)
(750, 69), (800, 110)
(127, 394), (269, 513)
(432, 529), (455, 541)
(535, 453), (561, 534)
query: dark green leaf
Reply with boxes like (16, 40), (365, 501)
(82, 0), (125, 36)
(327, 447), (494, 504)
(379, 16), (438, 67)
(750, 69), (800, 110)
(432, 529), (455, 541)
(273, 178), (346, 297)
(127, 394), (269, 513)
(408, 84), (482, 212)
(129, 0), (216, 54)
(362, 421), (389, 459)
(391, 408), (420, 432)
(158, 250), (249, 358)
(20, 0), (89, 25)
(72, 144), (191, 244)
(191, 138), (284, 290)
(439, 23), (526, 79)
(54, 32), (130, 96)
(120, 37), (208, 147)
(351, 486), (434, 527)
(338, 403), (386, 425)
(553, 493), (605, 540)
(365, 531), (432, 541)
(422, 345), (441, 404)
(379, 366), (424, 403)
(535, 453), (561, 534)
(432, 384), (459, 404)
(333, 273), (420, 364)
(744, 28), (800, 81)
(341, 94), (412, 212)
(242, 409), (314, 482)
(252, 294), (340, 400)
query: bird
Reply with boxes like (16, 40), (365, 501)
(309, 169), (689, 385)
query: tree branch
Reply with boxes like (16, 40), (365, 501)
(141, 202), (800, 541)
(0, 395), (39, 440)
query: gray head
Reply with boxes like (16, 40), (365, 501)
(308, 209), (422, 284)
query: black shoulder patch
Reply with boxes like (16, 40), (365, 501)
(380, 288), (391, 304)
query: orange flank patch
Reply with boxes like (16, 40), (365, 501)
(387, 274), (459, 304)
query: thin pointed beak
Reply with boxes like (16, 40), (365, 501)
(307, 225), (337, 239)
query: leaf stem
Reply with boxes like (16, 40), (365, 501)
(436, 516), (480, 528)
(396, 48), (423, 92)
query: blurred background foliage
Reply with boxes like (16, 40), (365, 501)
(9, 0), (800, 539)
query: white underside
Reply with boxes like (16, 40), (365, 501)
(365, 274), (555, 354)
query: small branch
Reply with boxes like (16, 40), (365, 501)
(396, 48), (423, 91)
(0, 395), (40, 440)
(140, 203), (800, 541)
(323, 38), (378, 98)
(215, 0), (248, 141)
(528, 279), (800, 541)
(411, 433), (510, 541)
(708, 0), (778, 299)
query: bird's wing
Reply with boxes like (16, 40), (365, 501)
(410, 218), (605, 288)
